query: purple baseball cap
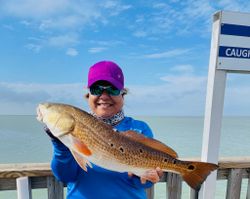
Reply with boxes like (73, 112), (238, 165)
(87, 61), (124, 90)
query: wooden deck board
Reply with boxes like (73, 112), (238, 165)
(0, 157), (250, 199)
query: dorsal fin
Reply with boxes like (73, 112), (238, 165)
(122, 130), (178, 158)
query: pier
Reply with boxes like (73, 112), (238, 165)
(0, 157), (249, 199)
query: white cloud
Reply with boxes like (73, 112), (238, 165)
(25, 43), (42, 53)
(48, 33), (79, 47)
(39, 16), (81, 31)
(125, 73), (207, 116)
(25, 37), (44, 53)
(125, 65), (250, 116)
(24, 34), (79, 53)
(216, 0), (250, 12)
(1, 74), (250, 116)
(0, 0), (134, 54)
(2, 24), (14, 31)
(66, 48), (79, 56)
(103, 0), (118, 9)
(143, 49), (191, 59)
(130, 0), (215, 38)
(20, 20), (31, 26)
(125, 76), (250, 116)
(1, 0), (69, 19)
(145, 0), (250, 38)
(0, 82), (88, 115)
(0, 78), (206, 115)
(133, 30), (147, 38)
(88, 47), (107, 53)
(102, 0), (132, 16)
(224, 86), (250, 115)
(38, 11), (100, 31)
(0, 0), (130, 31)
(89, 40), (125, 47)
(170, 65), (194, 74)
(87, 40), (125, 54)
(153, 3), (170, 9)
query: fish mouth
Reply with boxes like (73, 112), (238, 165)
(36, 103), (49, 122)
(36, 104), (43, 122)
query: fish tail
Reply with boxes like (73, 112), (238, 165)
(180, 161), (218, 191)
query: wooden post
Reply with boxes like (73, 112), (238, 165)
(167, 173), (182, 199)
(200, 11), (226, 199)
(200, 68), (227, 198)
(247, 174), (250, 199)
(201, 10), (250, 199)
(146, 186), (154, 199)
(47, 176), (64, 199)
(16, 176), (32, 199)
(226, 169), (243, 199)
(190, 189), (199, 199)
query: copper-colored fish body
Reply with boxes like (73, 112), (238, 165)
(37, 102), (218, 191)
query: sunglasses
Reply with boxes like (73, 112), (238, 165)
(89, 85), (123, 96)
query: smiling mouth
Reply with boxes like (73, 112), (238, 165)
(97, 103), (112, 108)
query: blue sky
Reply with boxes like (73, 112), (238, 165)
(1, 0), (250, 115)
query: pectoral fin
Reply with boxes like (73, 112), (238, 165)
(71, 136), (92, 156)
(71, 150), (93, 172)
(64, 135), (93, 171)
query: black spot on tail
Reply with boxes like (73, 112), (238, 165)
(188, 165), (195, 170)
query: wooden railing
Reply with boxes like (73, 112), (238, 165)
(0, 157), (249, 199)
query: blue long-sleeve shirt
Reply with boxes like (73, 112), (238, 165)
(50, 116), (154, 199)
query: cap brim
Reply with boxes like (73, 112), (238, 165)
(88, 76), (123, 90)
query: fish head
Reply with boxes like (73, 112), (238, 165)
(37, 103), (75, 138)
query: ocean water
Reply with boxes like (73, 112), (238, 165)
(0, 115), (249, 198)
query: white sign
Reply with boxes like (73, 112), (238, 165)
(201, 10), (250, 199)
(217, 11), (250, 71)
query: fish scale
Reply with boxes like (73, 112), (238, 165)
(37, 102), (219, 191)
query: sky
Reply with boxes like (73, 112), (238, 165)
(1, 0), (250, 116)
